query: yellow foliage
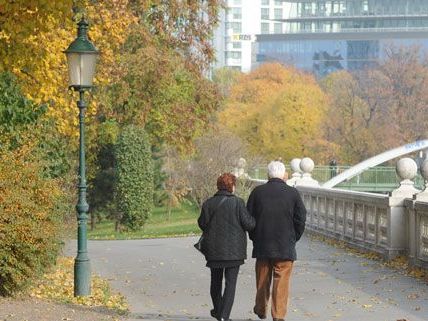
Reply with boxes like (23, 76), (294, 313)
(0, 1), (137, 137)
(219, 63), (329, 162)
(29, 257), (129, 314)
(0, 143), (64, 295)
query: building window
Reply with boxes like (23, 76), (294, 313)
(274, 0), (282, 5)
(232, 7), (242, 20)
(261, 0), (269, 5)
(232, 42), (242, 49)
(261, 8), (269, 20)
(231, 0), (242, 5)
(226, 51), (242, 59)
(261, 22), (270, 34)
(362, 0), (369, 13)
(274, 8), (283, 19)
(274, 23), (282, 34)
(226, 22), (242, 33)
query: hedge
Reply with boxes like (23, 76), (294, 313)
(115, 126), (154, 230)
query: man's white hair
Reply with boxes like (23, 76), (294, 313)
(268, 161), (286, 179)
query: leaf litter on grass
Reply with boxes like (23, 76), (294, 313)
(28, 257), (128, 315)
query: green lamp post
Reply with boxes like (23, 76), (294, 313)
(64, 17), (99, 297)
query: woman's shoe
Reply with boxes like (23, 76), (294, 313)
(210, 309), (219, 320)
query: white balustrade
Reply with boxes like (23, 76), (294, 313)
(298, 186), (392, 256)
(297, 157), (428, 264)
(249, 157), (428, 268)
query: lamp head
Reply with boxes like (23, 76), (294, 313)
(64, 18), (99, 90)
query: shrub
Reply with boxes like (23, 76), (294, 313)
(115, 126), (154, 230)
(0, 144), (64, 296)
(0, 72), (46, 147)
(88, 120), (119, 227)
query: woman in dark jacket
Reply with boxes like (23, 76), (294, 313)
(198, 173), (256, 321)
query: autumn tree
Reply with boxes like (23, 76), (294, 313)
(320, 70), (389, 163)
(173, 130), (248, 207)
(379, 45), (428, 142)
(97, 23), (220, 150)
(0, 1), (137, 137)
(130, 0), (223, 72)
(321, 45), (428, 164)
(212, 67), (242, 97)
(219, 63), (329, 162)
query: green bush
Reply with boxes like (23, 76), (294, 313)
(115, 126), (154, 230)
(88, 120), (119, 224)
(0, 72), (46, 147)
(0, 144), (64, 296)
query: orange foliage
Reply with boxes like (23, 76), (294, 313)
(219, 63), (329, 163)
(0, 144), (64, 295)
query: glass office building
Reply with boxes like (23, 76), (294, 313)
(254, 0), (428, 76)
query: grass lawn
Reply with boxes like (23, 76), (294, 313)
(88, 202), (201, 240)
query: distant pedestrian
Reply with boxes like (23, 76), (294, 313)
(247, 161), (306, 321)
(198, 173), (255, 321)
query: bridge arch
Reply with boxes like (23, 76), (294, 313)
(323, 140), (428, 188)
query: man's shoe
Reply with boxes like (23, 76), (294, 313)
(273, 319), (285, 321)
(253, 307), (266, 320)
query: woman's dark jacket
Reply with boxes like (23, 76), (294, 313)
(198, 190), (256, 262)
(247, 178), (306, 261)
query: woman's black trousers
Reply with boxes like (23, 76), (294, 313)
(210, 266), (240, 320)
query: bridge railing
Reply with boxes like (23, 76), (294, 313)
(405, 200), (428, 268)
(297, 186), (393, 255)
(297, 185), (428, 269)
(249, 165), (425, 192)
(247, 157), (428, 269)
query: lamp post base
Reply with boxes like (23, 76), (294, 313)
(74, 258), (91, 296)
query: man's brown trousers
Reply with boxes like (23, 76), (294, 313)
(254, 259), (294, 320)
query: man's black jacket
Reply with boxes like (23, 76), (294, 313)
(247, 178), (306, 261)
(198, 190), (255, 261)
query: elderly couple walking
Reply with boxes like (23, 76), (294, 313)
(197, 161), (307, 321)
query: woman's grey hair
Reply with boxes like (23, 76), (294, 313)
(268, 161), (286, 179)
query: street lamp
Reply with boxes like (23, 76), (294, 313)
(64, 17), (99, 297)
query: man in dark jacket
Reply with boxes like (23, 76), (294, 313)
(247, 161), (306, 321)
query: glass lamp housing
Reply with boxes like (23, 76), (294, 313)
(64, 18), (99, 89)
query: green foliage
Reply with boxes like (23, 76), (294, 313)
(35, 121), (74, 179)
(88, 120), (120, 219)
(98, 25), (220, 151)
(0, 144), (64, 296)
(115, 126), (154, 230)
(0, 72), (46, 147)
(152, 146), (168, 207)
(212, 67), (242, 97)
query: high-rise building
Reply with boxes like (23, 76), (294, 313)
(212, 0), (288, 73)
(254, 0), (428, 76)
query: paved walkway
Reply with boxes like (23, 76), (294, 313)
(66, 235), (427, 321)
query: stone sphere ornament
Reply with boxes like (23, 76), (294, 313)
(237, 157), (246, 169)
(300, 157), (315, 174)
(290, 158), (302, 173)
(396, 158), (418, 181)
